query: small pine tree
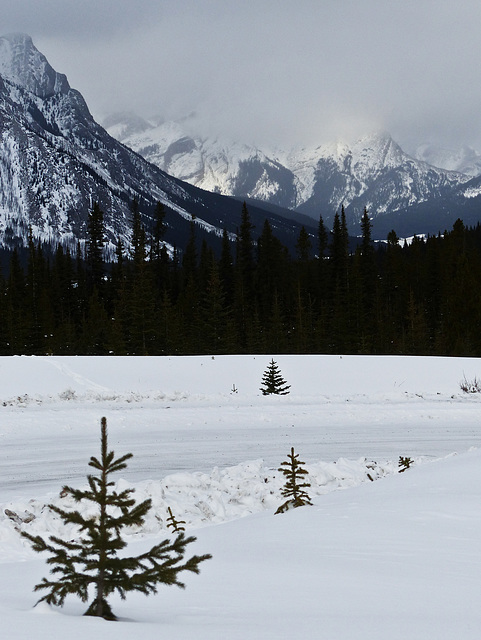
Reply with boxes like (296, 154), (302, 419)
(275, 447), (312, 514)
(398, 456), (413, 472)
(21, 417), (211, 620)
(260, 359), (291, 395)
(166, 507), (186, 533)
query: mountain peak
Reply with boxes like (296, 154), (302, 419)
(0, 32), (70, 98)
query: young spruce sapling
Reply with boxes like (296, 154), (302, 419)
(21, 417), (211, 620)
(276, 447), (312, 514)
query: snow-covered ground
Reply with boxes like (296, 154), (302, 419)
(1, 354), (480, 639)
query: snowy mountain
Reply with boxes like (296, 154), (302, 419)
(107, 113), (474, 235)
(0, 34), (309, 254)
(104, 112), (299, 210)
(1, 32), (479, 251)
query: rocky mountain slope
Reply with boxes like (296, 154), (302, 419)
(0, 34), (309, 255)
(106, 113), (476, 236)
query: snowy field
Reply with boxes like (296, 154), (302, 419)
(0, 354), (480, 639)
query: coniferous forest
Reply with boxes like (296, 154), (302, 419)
(1, 198), (481, 357)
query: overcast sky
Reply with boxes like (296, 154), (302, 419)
(2, 0), (481, 151)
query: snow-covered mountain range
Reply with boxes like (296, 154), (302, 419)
(2, 31), (481, 252)
(106, 112), (481, 237)
(0, 33), (308, 254)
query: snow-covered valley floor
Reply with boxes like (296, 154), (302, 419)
(0, 354), (480, 639)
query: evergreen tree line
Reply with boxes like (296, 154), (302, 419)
(1, 199), (481, 356)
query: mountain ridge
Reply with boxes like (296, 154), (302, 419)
(0, 33), (313, 256)
(1, 32), (481, 252)
(106, 112), (475, 236)
(0, 33), (70, 98)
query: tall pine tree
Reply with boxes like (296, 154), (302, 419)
(86, 202), (105, 291)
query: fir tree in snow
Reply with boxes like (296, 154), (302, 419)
(166, 507), (186, 533)
(398, 456), (413, 472)
(275, 447), (312, 514)
(21, 417), (211, 621)
(260, 359), (291, 395)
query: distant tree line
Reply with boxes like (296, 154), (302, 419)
(1, 199), (481, 357)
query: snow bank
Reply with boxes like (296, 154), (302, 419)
(2, 354), (481, 400)
(1, 454), (422, 561)
(0, 354), (480, 638)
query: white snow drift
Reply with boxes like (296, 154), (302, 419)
(0, 354), (480, 639)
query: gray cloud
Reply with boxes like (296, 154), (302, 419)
(2, 0), (481, 151)
(1, 0), (162, 40)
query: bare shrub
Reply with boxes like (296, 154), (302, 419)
(459, 374), (481, 394)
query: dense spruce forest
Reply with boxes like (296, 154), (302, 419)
(1, 199), (481, 357)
